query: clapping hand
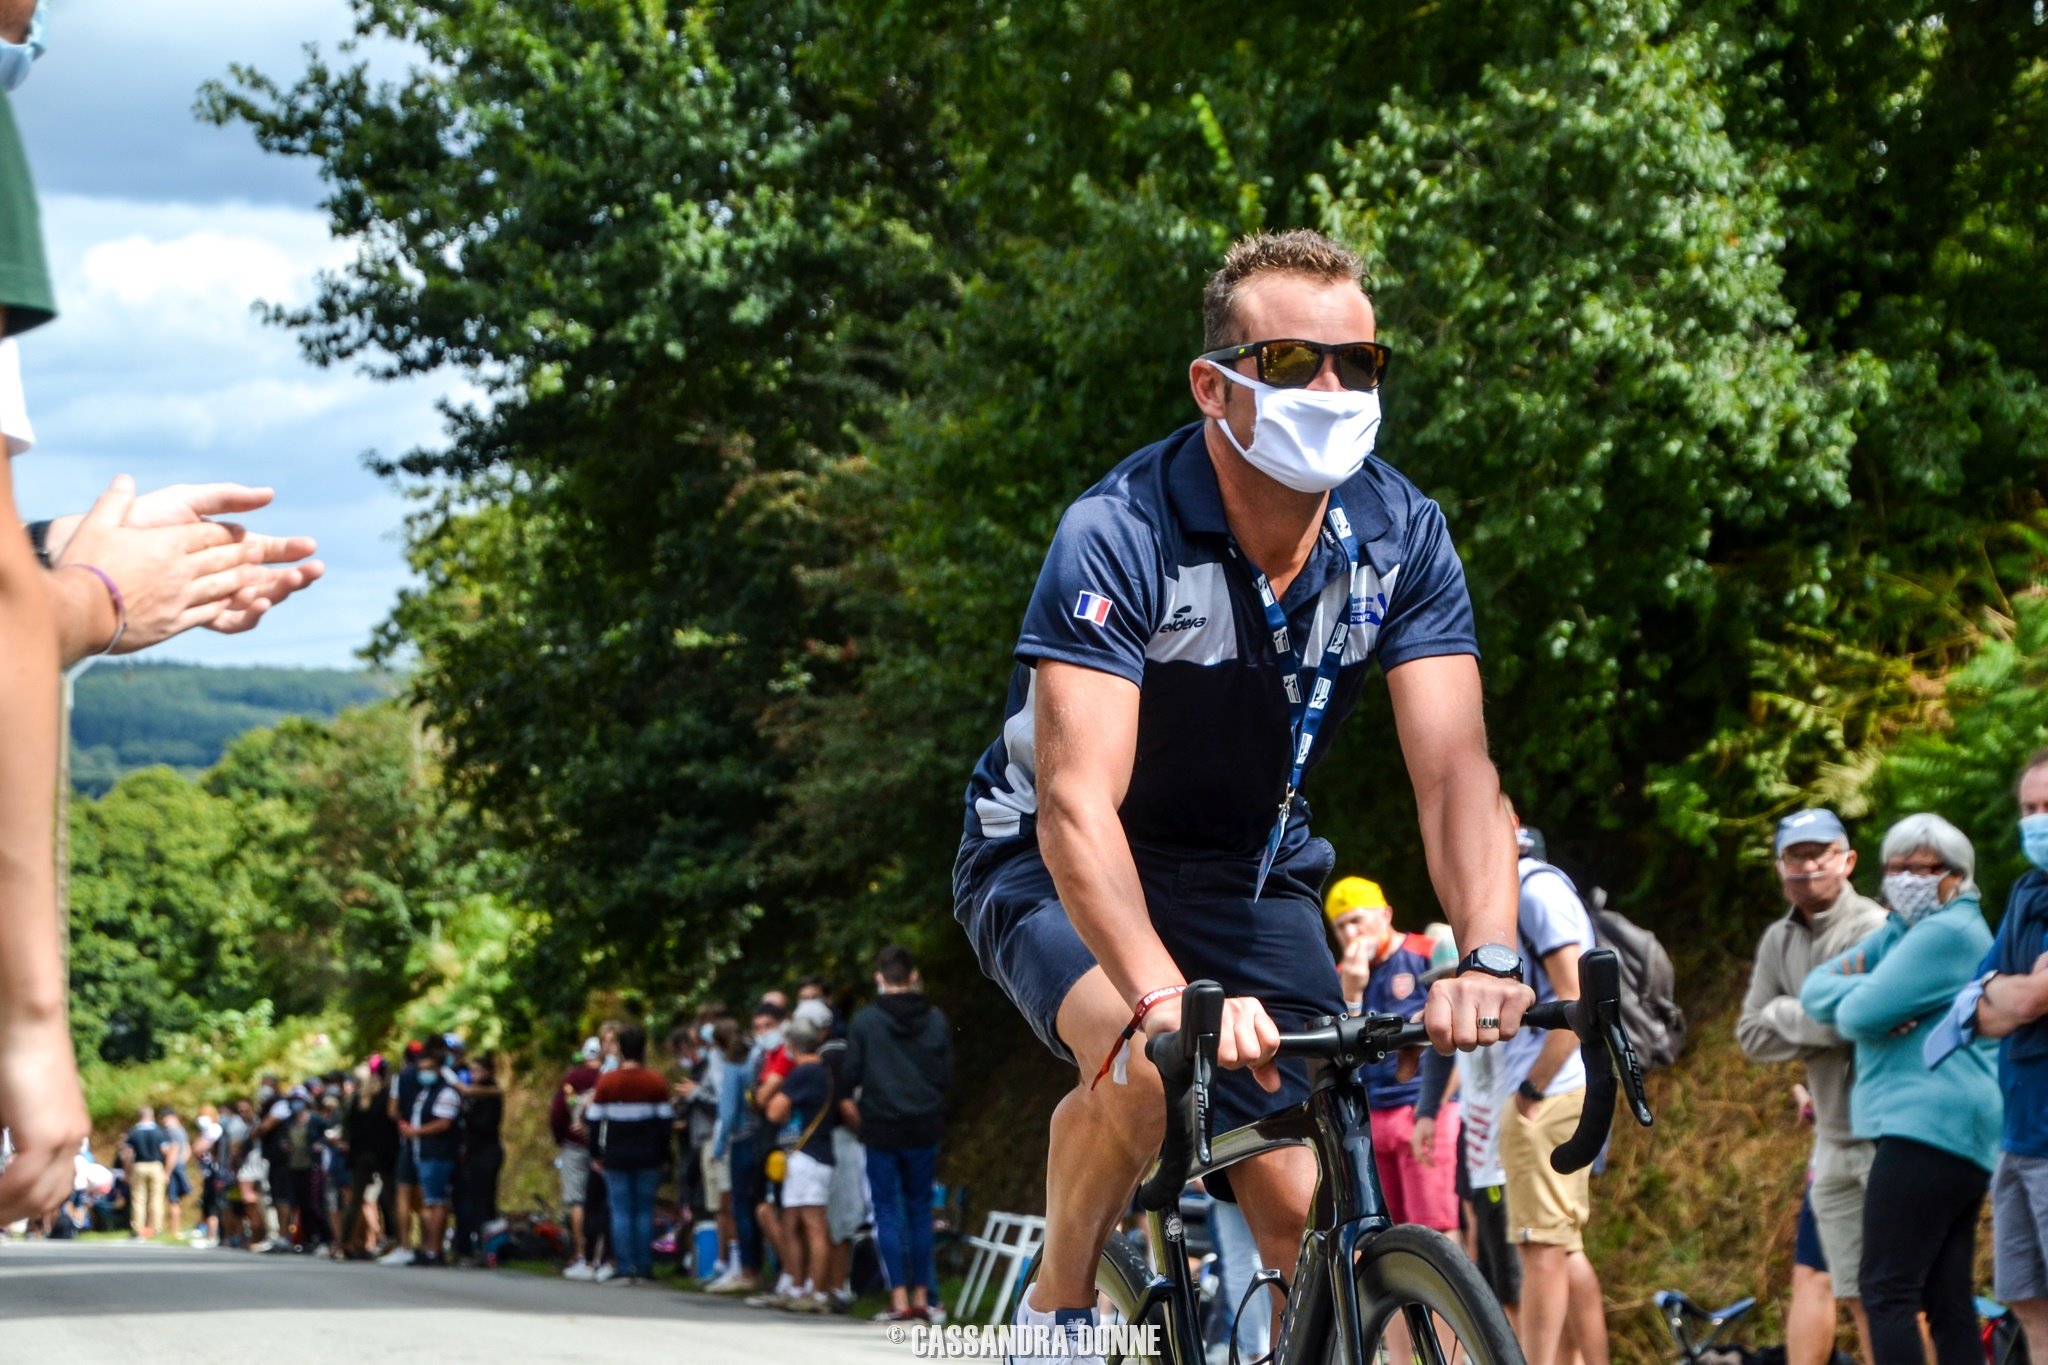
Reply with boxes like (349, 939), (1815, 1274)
(46, 479), (323, 648)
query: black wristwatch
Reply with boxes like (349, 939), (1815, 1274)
(1518, 1080), (1544, 1103)
(25, 519), (52, 569)
(1455, 943), (1524, 981)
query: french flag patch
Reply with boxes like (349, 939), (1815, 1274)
(1073, 591), (1114, 626)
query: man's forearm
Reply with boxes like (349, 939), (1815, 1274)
(1414, 752), (1518, 955)
(1040, 792), (1180, 1007)
(0, 474), (65, 1031)
(1977, 971), (2048, 1039)
(1525, 1028), (1579, 1092)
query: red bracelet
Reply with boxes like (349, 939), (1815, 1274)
(1089, 985), (1187, 1090)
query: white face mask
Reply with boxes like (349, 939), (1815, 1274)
(1882, 870), (1947, 924)
(1207, 361), (1381, 493)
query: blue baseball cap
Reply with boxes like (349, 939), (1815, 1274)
(1775, 808), (1848, 855)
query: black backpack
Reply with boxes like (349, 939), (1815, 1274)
(1520, 863), (1687, 1070)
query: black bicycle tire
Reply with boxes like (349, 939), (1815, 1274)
(1342, 1224), (1525, 1365)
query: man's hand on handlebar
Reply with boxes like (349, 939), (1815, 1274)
(1422, 972), (1536, 1052)
(1142, 992), (1283, 1093)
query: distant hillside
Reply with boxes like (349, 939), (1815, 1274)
(70, 662), (398, 795)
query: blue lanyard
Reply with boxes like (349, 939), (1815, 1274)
(1229, 496), (1361, 899)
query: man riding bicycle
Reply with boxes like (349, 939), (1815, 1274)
(953, 229), (1535, 1364)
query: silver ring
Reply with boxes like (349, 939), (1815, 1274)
(1476, 1016), (1501, 1030)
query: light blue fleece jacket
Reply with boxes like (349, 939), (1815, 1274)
(1801, 895), (2001, 1172)
(712, 1054), (750, 1158)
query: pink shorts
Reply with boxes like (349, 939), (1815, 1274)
(1370, 1100), (1461, 1232)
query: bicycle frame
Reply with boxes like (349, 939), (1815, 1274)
(1126, 952), (1651, 1365)
(1129, 1059), (1393, 1365)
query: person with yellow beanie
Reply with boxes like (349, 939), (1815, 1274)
(1325, 874), (1461, 1238)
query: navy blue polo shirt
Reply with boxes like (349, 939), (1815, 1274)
(964, 421), (1479, 857)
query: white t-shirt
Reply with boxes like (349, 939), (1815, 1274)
(0, 338), (33, 456)
(410, 1082), (462, 1129)
(1502, 858), (1596, 1096)
(1457, 1044), (1508, 1189)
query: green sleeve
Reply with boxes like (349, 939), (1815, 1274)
(0, 93), (56, 336)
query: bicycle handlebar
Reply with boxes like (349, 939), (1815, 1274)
(1135, 946), (1654, 1211)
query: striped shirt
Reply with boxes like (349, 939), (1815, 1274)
(585, 1066), (675, 1171)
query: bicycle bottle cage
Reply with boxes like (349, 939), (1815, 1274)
(1229, 1267), (1287, 1365)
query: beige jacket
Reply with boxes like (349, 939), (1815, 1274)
(1737, 883), (1888, 1147)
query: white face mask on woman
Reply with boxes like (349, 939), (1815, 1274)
(1882, 870), (1947, 923)
(1207, 362), (1381, 493)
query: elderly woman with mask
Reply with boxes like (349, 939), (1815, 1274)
(1802, 813), (2001, 1365)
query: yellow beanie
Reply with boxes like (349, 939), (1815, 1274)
(1324, 875), (1389, 923)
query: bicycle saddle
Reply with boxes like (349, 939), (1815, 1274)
(1656, 1290), (1757, 1323)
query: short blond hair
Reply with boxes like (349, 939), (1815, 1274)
(1202, 230), (1367, 350)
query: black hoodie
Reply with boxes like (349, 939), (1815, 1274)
(842, 992), (955, 1148)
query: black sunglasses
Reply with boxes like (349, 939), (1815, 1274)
(1198, 337), (1391, 392)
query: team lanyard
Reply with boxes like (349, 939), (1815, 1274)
(1228, 494), (1361, 899)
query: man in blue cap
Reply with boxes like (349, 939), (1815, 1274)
(1737, 809), (1886, 1365)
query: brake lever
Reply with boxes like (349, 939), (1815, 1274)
(1606, 1021), (1654, 1128)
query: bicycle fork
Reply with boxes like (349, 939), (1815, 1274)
(1273, 1076), (1396, 1365)
(1140, 1203), (1210, 1360)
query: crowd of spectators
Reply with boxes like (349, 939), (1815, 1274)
(8, 943), (959, 1332)
(1743, 747), (2048, 1365)
(24, 1037), (509, 1265)
(549, 944), (955, 1322)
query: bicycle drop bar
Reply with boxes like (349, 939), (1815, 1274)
(1136, 947), (1654, 1209)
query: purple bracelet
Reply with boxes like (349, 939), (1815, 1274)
(69, 563), (127, 655)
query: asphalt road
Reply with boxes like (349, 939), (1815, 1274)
(0, 1240), (911, 1364)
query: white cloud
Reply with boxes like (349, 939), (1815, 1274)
(78, 230), (326, 310)
(11, 193), (461, 667)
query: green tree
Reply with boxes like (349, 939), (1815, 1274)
(1866, 593), (2048, 909)
(205, 0), (952, 1015)
(207, 704), (463, 1042)
(68, 769), (262, 1062)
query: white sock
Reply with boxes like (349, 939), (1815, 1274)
(776, 1272), (795, 1294)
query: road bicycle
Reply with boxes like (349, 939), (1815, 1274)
(1015, 947), (1654, 1365)
(1655, 1289), (1756, 1363)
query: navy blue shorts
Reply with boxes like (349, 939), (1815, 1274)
(954, 830), (1346, 1140)
(416, 1156), (457, 1208)
(1795, 1188), (1826, 1272)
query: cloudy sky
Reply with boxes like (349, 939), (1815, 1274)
(10, 0), (444, 667)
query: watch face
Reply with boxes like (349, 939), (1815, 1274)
(1474, 944), (1521, 975)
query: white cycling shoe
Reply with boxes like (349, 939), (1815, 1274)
(1010, 1286), (1105, 1365)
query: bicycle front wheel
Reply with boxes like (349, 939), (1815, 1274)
(1345, 1225), (1523, 1365)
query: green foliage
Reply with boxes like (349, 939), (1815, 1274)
(1866, 593), (2048, 908)
(79, 1005), (348, 1128)
(202, 0), (953, 1017)
(67, 701), (510, 1063)
(68, 768), (266, 1062)
(69, 662), (394, 795)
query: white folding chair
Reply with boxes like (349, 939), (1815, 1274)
(957, 1211), (1048, 1324)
